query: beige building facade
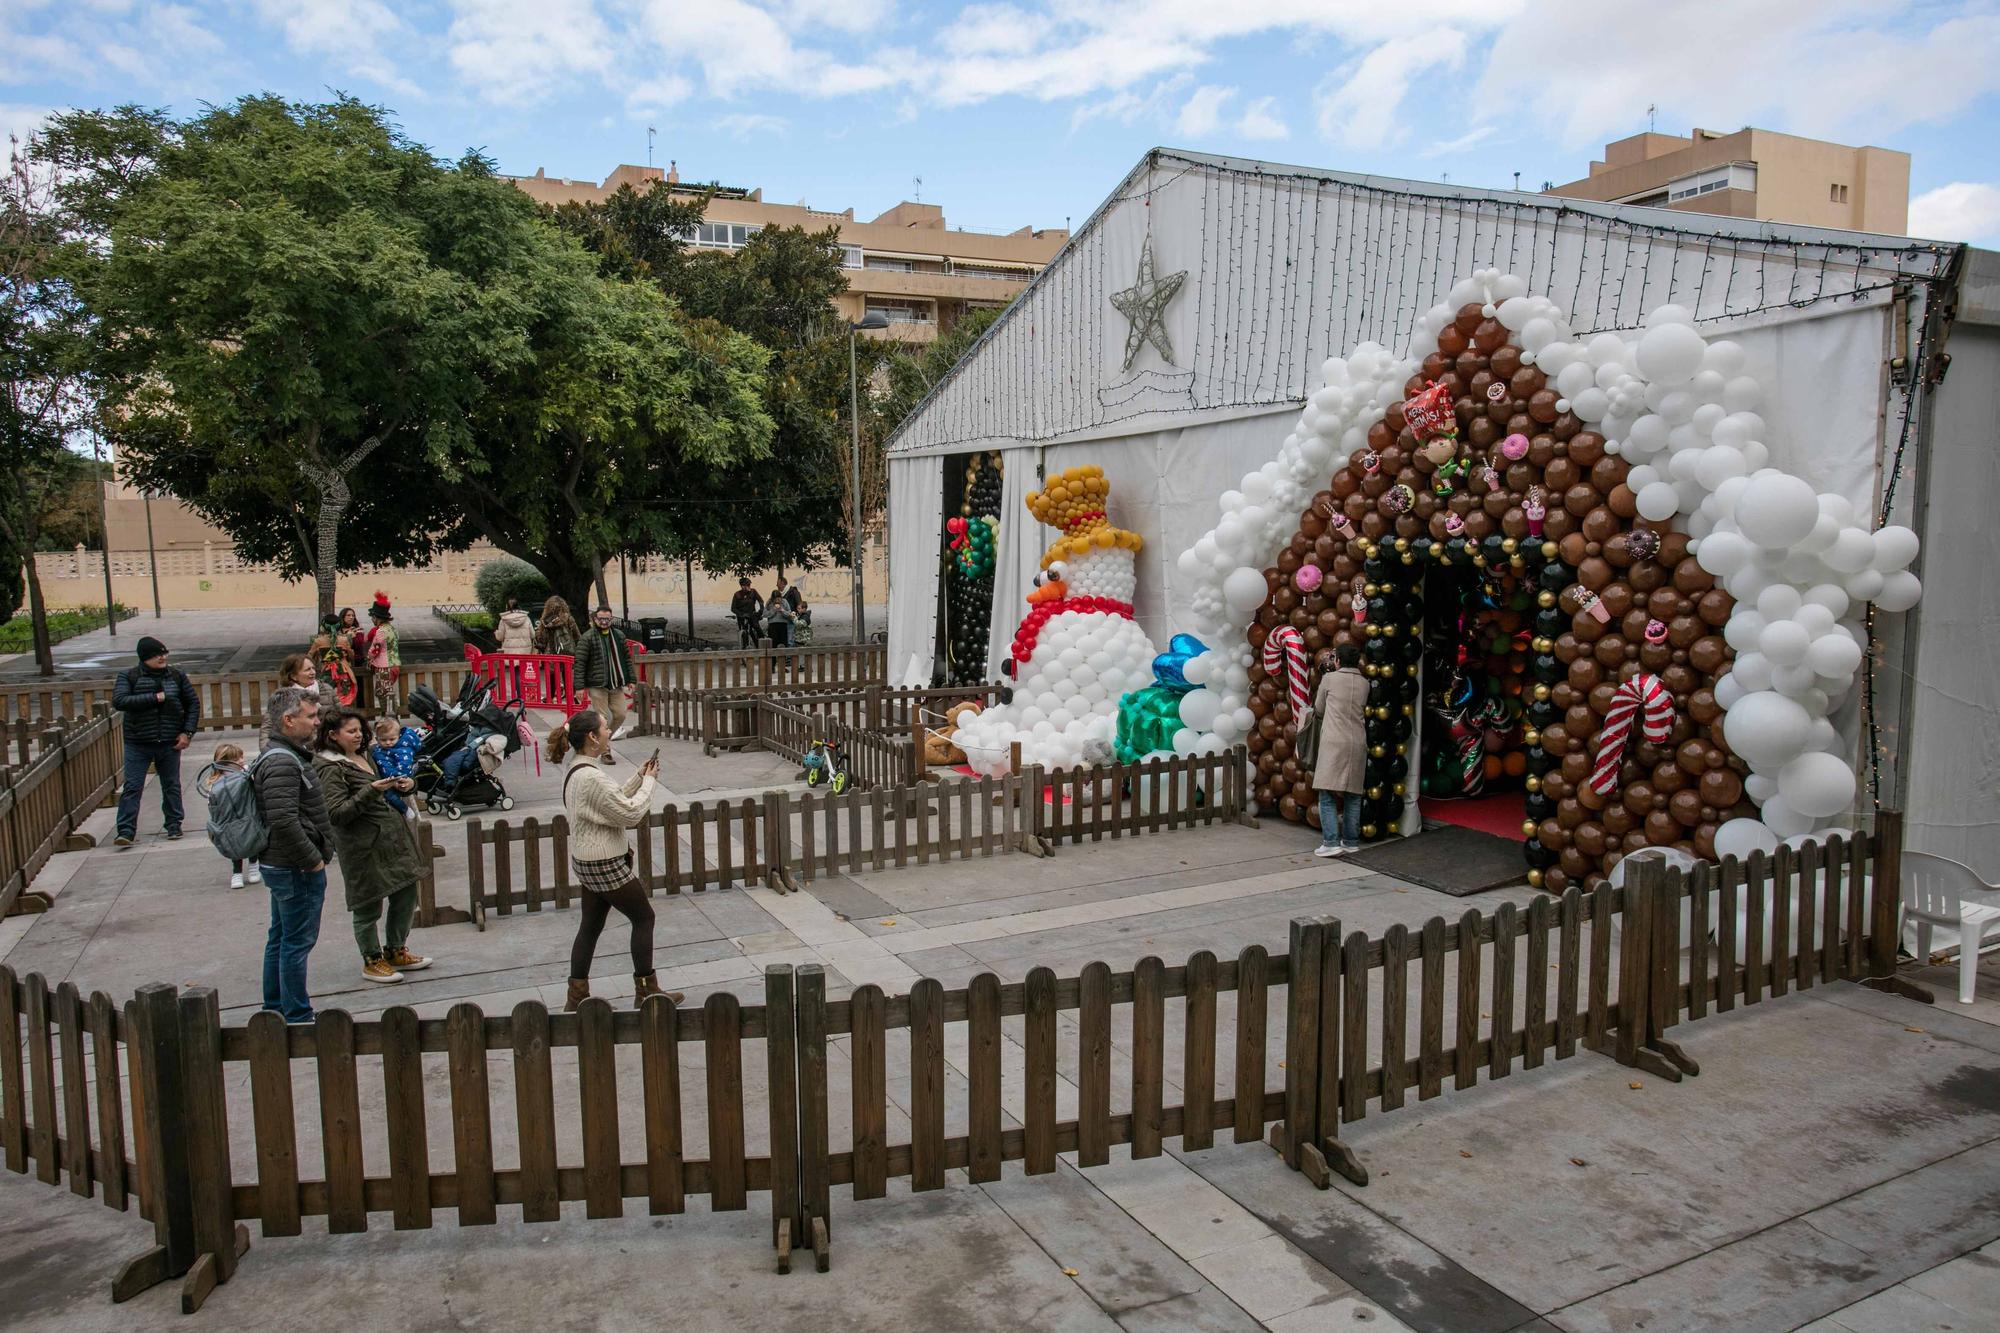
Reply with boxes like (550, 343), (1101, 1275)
(1546, 128), (1909, 234)
(506, 162), (1068, 342)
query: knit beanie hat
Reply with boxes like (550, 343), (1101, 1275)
(137, 636), (167, 663)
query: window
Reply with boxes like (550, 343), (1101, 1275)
(953, 262), (1032, 281)
(1665, 162), (1758, 203)
(840, 245), (863, 268)
(692, 221), (762, 249)
(863, 298), (935, 324)
(1830, 183), (1849, 204)
(864, 256), (914, 272)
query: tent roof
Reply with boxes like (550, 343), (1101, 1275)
(887, 147), (1959, 460)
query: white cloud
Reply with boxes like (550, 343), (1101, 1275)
(251, 0), (418, 97)
(1422, 125), (1498, 158)
(1237, 95), (1287, 140)
(0, 104), (53, 154)
(1476, 1), (2000, 150)
(1175, 85), (1234, 137)
(632, 0), (908, 101)
(626, 74), (695, 114)
(716, 112), (790, 137)
(1315, 28), (1467, 150)
(1909, 182), (2000, 244)
(448, 0), (614, 105)
(781, 0), (894, 32)
(1068, 75), (1190, 132)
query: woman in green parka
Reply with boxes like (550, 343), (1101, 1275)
(314, 708), (437, 984)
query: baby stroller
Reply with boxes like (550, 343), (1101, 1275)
(408, 678), (526, 820)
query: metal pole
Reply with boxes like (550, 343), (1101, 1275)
(848, 327), (864, 644)
(619, 552), (630, 622)
(92, 434), (116, 635)
(142, 492), (161, 617)
(684, 557), (694, 639)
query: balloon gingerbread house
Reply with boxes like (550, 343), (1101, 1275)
(1158, 271), (1919, 891)
(950, 466), (1159, 777)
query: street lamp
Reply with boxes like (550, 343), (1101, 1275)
(848, 311), (889, 644)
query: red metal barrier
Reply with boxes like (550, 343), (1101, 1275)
(468, 642), (647, 718)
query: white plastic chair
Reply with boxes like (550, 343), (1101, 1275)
(1901, 851), (2000, 1004)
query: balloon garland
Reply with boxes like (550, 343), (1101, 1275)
(1585, 673), (1675, 802)
(944, 453), (1004, 686)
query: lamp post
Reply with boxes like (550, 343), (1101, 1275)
(848, 310), (889, 644)
(90, 429), (115, 636)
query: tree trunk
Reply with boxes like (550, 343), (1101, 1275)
(299, 433), (385, 624)
(22, 556), (53, 678)
(592, 562), (611, 613)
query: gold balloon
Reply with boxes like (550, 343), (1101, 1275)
(1542, 541), (1559, 559)
(1366, 786), (1382, 799)
(1538, 590), (1557, 607)
(1502, 537), (1518, 554)
(1392, 782), (1406, 796)
(1533, 683), (1551, 701)
(1361, 823), (1378, 839)
(1525, 775), (1541, 792)
(1522, 728), (1540, 746)
(1522, 820), (1538, 836)
(1526, 869), (1544, 888)
(1370, 744), (1385, 758)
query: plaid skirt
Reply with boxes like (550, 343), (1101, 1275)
(571, 853), (636, 893)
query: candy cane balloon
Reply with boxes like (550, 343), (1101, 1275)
(1587, 673), (1675, 799)
(1261, 625), (1309, 723)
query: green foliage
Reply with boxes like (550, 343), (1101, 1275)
(881, 305), (1003, 437)
(0, 604), (131, 652)
(472, 556), (552, 617)
(33, 450), (110, 550)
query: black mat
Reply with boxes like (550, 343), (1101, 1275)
(1342, 823), (1527, 896)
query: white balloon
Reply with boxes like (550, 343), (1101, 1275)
(1758, 794), (1815, 839)
(1796, 512), (1841, 555)
(1744, 773), (1779, 804)
(1735, 474), (1820, 549)
(1723, 610), (1767, 653)
(1714, 672), (1745, 709)
(1723, 691), (1812, 768)
(1704, 339), (1747, 375)
(1222, 566), (1268, 618)
(1636, 482), (1679, 521)
(1779, 752), (1857, 818)
(1635, 321), (1707, 384)
(1802, 583), (1851, 619)
(1644, 303), (1696, 328)
(1771, 661), (1819, 697)
(1178, 688), (1220, 731)
(1822, 527), (1876, 574)
(1869, 525), (1920, 572)
(1759, 619), (1811, 666)
(1694, 445), (1747, 491)
(1755, 585), (1803, 621)
(1844, 567), (1885, 601)
(1873, 570), (1922, 612)
(1715, 817), (1779, 862)
(1697, 531), (1752, 578)
(1732, 651), (1774, 692)
(1793, 604), (1836, 638)
(1171, 728), (1197, 757)
(1183, 653), (1213, 685)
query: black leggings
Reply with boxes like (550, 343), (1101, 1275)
(569, 882), (656, 978)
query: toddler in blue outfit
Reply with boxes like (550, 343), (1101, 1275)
(371, 717), (424, 817)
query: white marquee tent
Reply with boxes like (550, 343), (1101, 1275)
(886, 149), (1995, 873)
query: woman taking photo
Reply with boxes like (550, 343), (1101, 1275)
(314, 708), (434, 983)
(261, 653), (340, 751)
(1310, 643), (1369, 858)
(549, 710), (680, 1010)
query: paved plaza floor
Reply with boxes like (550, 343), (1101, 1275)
(1, 727), (1996, 1330)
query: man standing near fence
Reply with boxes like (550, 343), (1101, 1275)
(572, 606), (634, 757)
(111, 635), (202, 845)
(256, 686), (335, 1025)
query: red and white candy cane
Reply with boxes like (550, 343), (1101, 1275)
(1587, 673), (1675, 798)
(1262, 625), (1310, 722)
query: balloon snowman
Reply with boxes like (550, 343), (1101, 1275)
(1163, 268), (1919, 887)
(949, 466), (1161, 776)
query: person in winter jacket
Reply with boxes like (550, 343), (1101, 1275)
(315, 708), (432, 985)
(259, 654), (339, 752)
(1311, 644), (1370, 857)
(571, 606), (635, 752)
(764, 587), (795, 647)
(255, 686), (336, 1024)
(548, 709), (680, 1012)
(534, 595), (579, 657)
(730, 577), (764, 647)
(112, 636), (202, 844)
(495, 597), (536, 653)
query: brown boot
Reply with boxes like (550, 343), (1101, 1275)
(563, 977), (590, 1012)
(633, 972), (684, 1007)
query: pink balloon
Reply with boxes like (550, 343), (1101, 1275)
(1294, 563), (1324, 593)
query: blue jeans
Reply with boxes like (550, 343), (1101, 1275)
(1317, 790), (1362, 849)
(116, 741), (185, 837)
(261, 865), (327, 1024)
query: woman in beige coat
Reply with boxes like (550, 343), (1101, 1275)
(1311, 643), (1369, 857)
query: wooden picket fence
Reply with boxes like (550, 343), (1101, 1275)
(632, 642), (886, 696)
(0, 818), (1915, 1312)
(0, 709), (123, 919)
(0, 662), (473, 733)
(455, 751), (1254, 926)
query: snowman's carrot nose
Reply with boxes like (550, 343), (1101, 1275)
(1026, 578), (1067, 605)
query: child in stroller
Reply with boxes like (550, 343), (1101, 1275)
(406, 678), (527, 820)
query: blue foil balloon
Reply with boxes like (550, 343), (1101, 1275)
(1151, 634), (1207, 692)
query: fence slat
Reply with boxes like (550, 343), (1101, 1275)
(0, 966), (22, 1174)
(1234, 945), (1268, 1143)
(1078, 963), (1113, 1167)
(1717, 859), (1740, 1013)
(766, 967), (798, 1243)
(910, 979), (947, 1191)
(1797, 842), (1819, 991)
(705, 993), (747, 1211)
(56, 982), (91, 1196)
(1455, 910), (1483, 1090)
(1846, 833), (1869, 978)
(1380, 924), (1409, 1111)
(1770, 845), (1793, 999)
(1744, 850), (1767, 1005)
(1181, 951), (1217, 1152)
(1024, 967), (1057, 1174)
(316, 1009), (367, 1233)
(381, 1006), (432, 1230)
(246, 1012), (300, 1236)
(446, 1003), (496, 1226)
(1822, 835), (1846, 981)
(1586, 890), (1611, 1048)
(797, 967), (830, 1239)
(87, 991), (127, 1212)
(1490, 903), (1517, 1079)
(968, 973), (1003, 1183)
(640, 995), (684, 1216)
(850, 984), (887, 1201)
(1556, 887), (1581, 1059)
(1283, 923), (1322, 1167)
(1418, 918), (1446, 1100)
(25, 974), (56, 1185)
(1340, 932), (1368, 1124)
(1688, 866), (1711, 1021)
(1523, 896), (1550, 1068)
(578, 998), (622, 1220)
(1130, 956), (1165, 1160)
(512, 1001), (559, 1223)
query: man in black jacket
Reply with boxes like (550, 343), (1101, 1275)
(112, 636), (202, 844)
(571, 606), (635, 756)
(255, 686), (335, 1024)
(730, 577), (763, 647)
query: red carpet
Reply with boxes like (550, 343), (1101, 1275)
(1424, 790), (1527, 841)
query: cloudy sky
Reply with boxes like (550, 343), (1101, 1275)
(6, 0), (1999, 245)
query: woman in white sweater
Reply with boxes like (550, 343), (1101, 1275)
(550, 709), (683, 1011)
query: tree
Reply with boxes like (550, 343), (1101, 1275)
(880, 304), (1003, 435)
(38, 97), (524, 618)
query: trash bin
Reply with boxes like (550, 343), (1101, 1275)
(638, 617), (670, 653)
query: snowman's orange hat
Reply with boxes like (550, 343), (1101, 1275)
(1028, 464), (1142, 568)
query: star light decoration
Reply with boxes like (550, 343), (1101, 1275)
(1110, 236), (1187, 372)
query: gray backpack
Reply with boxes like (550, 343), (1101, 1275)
(200, 749), (301, 861)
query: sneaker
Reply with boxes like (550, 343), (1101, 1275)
(383, 945), (432, 972)
(230, 872), (245, 890)
(113, 834), (134, 847)
(246, 864), (262, 884)
(361, 958), (404, 984)
(166, 829), (183, 841)
(1314, 843), (1350, 858)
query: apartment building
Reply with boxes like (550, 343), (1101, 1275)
(1545, 128), (1909, 234)
(507, 163), (1069, 342)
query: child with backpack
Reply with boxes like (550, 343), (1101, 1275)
(196, 742), (263, 889)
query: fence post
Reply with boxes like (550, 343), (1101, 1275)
(1613, 874), (1650, 1069)
(112, 983), (197, 1305)
(177, 987), (244, 1311)
(795, 964), (831, 1272)
(1860, 809), (1931, 1002)
(765, 966), (800, 1271)
(758, 637), (774, 693)
(762, 791), (796, 892)
(1281, 918), (1324, 1172)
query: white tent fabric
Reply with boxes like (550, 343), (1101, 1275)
(984, 446), (1043, 680)
(886, 452), (943, 686)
